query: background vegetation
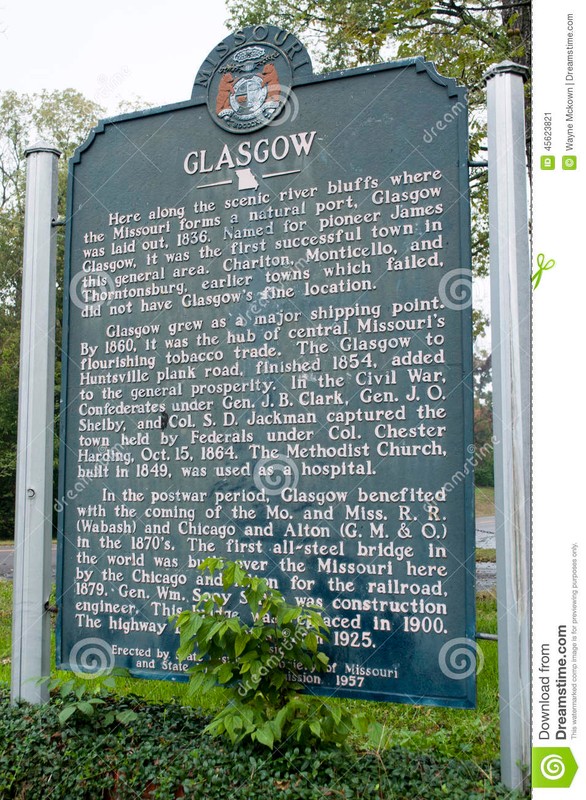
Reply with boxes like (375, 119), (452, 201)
(0, 90), (104, 535)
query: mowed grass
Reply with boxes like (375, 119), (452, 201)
(475, 486), (495, 517)
(342, 591), (500, 760)
(0, 579), (500, 762)
(0, 580), (10, 680)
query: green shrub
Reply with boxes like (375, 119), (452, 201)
(174, 557), (361, 748)
(0, 685), (528, 799)
(46, 672), (139, 727)
(475, 454), (495, 487)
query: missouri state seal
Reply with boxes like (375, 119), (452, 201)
(207, 43), (293, 133)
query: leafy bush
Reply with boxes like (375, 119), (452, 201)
(174, 558), (360, 748)
(46, 672), (139, 727)
(474, 452), (495, 487)
(0, 685), (528, 799)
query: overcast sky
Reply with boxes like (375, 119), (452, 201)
(1, 0), (229, 112)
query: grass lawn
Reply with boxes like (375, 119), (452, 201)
(0, 579), (500, 765)
(0, 580), (10, 676)
(475, 486), (495, 517)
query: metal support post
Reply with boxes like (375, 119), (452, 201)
(484, 61), (531, 791)
(11, 142), (61, 704)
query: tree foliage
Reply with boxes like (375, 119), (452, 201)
(0, 90), (103, 536)
(473, 349), (494, 485)
(227, 0), (531, 330)
(226, 1), (530, 94)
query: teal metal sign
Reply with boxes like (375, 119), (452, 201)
(57, 25), (475, 707)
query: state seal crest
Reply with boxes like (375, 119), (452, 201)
(207, 43), (293, 133)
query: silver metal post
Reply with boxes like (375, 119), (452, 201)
(484, 62), (531, 791)
(11, 142), (61, 704)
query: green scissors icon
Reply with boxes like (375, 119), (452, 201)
(531, 253), (555, 289)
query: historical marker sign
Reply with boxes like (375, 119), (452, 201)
(57, 25), (475, 707)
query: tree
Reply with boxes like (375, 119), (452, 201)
(226, 1), (530, 107)
(0, 90), (104, 536)
(472, 349), (494, 486)
(227, 0), (531, 331)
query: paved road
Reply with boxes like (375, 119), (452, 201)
(476, 516), (496, 549)
(0, 518), (497, 588)
(0, 543), (58, 581)
(475, 516), (496, 591)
